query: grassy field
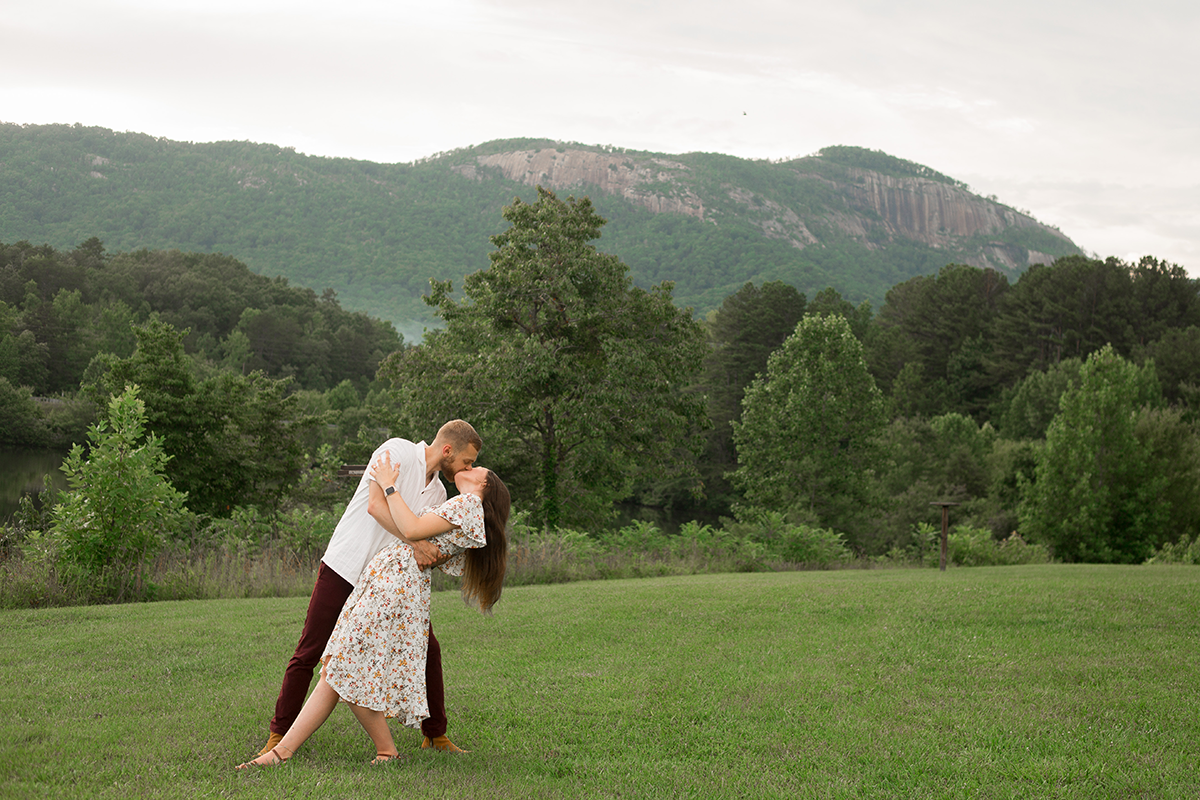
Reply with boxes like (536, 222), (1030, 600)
(1, 564), (1198, 799)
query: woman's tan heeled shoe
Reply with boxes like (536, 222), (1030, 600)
(236, 743), (293, 769)
(371, 751), (401, 765)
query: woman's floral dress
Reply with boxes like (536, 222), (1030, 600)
(320, 493), (486, 728)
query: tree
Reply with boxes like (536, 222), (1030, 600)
(1134, 406), (1200, 546)
(0, 376), (49, 447)
(1019, 345), (1165, 563)
(378, 187), (708, 529)
(85, 319), (315, 516)
(1137, 326), (1200, 406)
(698, 281), (807, 510)
(1126, 256), (1200, 347)
(988, 256), (1135, 386)
(49, 385), (189, 601)
(997, 358), (1083, 440)
(805, 287), (872, 341)
(868, 264), (1008, 418)
(731, 314), (886, 538)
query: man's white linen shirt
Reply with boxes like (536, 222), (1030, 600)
(321, 438), (447, 586)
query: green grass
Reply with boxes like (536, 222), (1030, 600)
(2, 565), (1198, 798)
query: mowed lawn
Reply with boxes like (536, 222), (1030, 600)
(2, 565), (1198, 799)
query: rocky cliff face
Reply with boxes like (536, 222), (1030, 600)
(451, 145), (1074, 274)
(826, 168), (1072, 270)
(455, 149), (706, 218)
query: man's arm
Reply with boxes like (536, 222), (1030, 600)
(367, 480), (446, 569)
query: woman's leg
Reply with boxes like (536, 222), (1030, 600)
(347, 703), (399, 761)
(240, 676), (340, 767)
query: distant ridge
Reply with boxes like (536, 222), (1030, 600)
(0, 123), (1080, 337)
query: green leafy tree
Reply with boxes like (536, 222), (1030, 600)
(0, 376), (50, 447)
(866, 412), (1001, 553)
(731, 314), (885, 538)
(698, 281), (807, 510)
(1019, 345), (1165, 562)
(0, 326), (18, 384)
(378, 187), (708, 529)
(997, 358), (1083, 440)
(1137, 326), (1200, 406)
(49, 385), (189, 601)
(988, 256), (1135, 386)
(12, 329), (48, 391)
(805, 287), (872, 341)
(1134, 406), (1200, 546)
(85, 319), (315, 516)
(869, 264), (1008, 418)
(1126, 256), (1200, 347)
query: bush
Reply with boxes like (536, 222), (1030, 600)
(776, 524), (854, 564)
(46, 386), (190, 601)
(724, 509), (853, 566)
(596, 519), (672, 555)
(919, 523), (1051, 567)
(0, 376), (50, 447)
(1146, 534), (1200, 565)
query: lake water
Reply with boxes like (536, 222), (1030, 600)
(0, 447), (67, 522)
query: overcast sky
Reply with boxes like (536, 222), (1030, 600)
(3, 0), (1196, 273)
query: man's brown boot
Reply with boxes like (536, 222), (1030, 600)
(421, 735), (468, 753)
(257, 732), (284, 756)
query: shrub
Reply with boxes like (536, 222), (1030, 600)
(724, 509), (852, 566)
(1146, 534), (1200, 565)
(776, 524), (854, 564)
(919, 523), (1051, 567)
(597, 519), (672, 555)
(46, 386), (190, 601)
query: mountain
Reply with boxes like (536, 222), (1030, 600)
(0, 124), (1079, 339)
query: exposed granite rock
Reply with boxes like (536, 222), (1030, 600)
(457, 144), (1074, 273)
(835, 168), (1069, 249)
(471, 148), (706, 219)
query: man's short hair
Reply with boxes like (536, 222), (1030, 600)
(434, 419), (483, 454)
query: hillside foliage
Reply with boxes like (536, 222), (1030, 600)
(0, 124), (1081, 338)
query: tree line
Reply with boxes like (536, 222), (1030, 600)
(0, 237), (400, 449)
(688, 254), (1200, 561)
(2, 188), (1198, 603)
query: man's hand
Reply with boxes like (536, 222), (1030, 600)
(410, 539), (443, 570)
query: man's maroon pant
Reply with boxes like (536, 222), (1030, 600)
(268, 561), (448, 739)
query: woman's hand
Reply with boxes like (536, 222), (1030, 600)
(371, 451), (401, 489)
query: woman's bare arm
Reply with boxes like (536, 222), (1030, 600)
(370, 453), (457, 541)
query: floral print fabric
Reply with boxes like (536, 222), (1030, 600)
(320, 493), (486, 727)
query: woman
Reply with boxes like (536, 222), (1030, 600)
(238, 455), (509, 768)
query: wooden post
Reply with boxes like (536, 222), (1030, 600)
(929, 501), (959, 572)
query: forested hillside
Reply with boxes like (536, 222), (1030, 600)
(0, 124), (1080, 339)
(0, 238), (399, 396)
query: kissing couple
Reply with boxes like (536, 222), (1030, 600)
(238, 420), (510, 767)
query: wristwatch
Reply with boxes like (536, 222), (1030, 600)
(384, 486), (396, 497)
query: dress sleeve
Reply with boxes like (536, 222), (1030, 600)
(433, 494), (487, 547)
(418, 494), (486, 576)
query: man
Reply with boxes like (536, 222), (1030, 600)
(258, 419), (483, 755)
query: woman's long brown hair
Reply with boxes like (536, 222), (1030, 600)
(462, 470), (510, 613)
